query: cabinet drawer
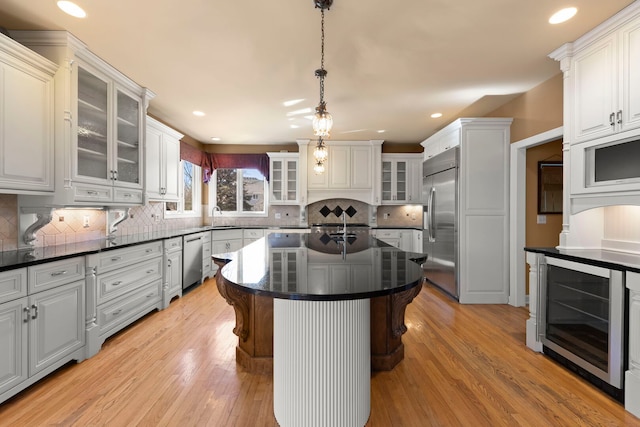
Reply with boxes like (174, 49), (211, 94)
(243, 229), (264, 239)
(213, 229), (242, 241)
(202, 231), (212, 244)
(202, 244), (212, 260)
(73, 184), (112, 203)
(374, 230), (402, 239)
(28, 257), (84, 294)
(97, 280), (161, 334)
(203, 258), (212, 273)
(97, 258), (162, 304)
(0, 268), (27, 304)
(165, 237), (182, 253)
(113, 188), (143, 204)
(96, 241), (163, 273)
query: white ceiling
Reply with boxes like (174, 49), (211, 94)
(0, 0), (636, 146)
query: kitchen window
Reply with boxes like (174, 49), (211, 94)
(210, 168), (267, 216)
(165, 160), (202, 218)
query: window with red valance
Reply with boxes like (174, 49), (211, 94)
(179, 141), (270, 183)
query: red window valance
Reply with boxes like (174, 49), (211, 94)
(179, 141), (269, 183)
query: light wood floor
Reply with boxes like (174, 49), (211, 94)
(1, 278), (639, 426)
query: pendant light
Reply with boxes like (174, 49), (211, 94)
(312, 0), (333, 173)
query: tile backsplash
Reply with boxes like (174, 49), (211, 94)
(0, 192), (425, 252)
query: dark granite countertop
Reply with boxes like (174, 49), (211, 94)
(217, 230), (427, 301)
(524, 247), (640, 274)
(0, 225), (309, 272)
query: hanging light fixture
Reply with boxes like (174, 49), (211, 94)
(312, 0), (333, 172)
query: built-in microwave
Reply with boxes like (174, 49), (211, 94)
(571, 136), (640, 195)
(539, 256), (626, 401)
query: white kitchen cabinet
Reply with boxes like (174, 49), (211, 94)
(146, 116), (182, 202)
(211, 229), (244, 275)
(0, 33), (57, 194)
(413, 229), (423, 253)
(202, 231), (213, 281)
(243, 228), (265, 245)
(163, 237), (183, 308)
(421, 127), (460, 161)
(372, 229), (413, 252)
(0, 259), (85, 405)
(305, 140), (383, 205)
(551, 9), (640, 144)
(12, 31), (154, 207)
(381, 154), (422, 204)
(85, 241), (163, 357)
(268, 153), (299, 204)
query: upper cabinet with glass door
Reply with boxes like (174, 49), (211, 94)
(11, 31), (155, 207)
(267, 152), (299, 204)
(380, 154), (422, 204)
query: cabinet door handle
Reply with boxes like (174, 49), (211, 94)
(114, 170), (118, 181)
(50, 270), (67, 276)
(610, 112), (616, 127)
(112, 281), (123, 286)
(168, 259), (172, 267)
(617, 110), (622, 125)
(31, 304), (38, 320)
(23, 307), (30, 323)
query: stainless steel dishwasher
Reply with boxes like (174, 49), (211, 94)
(183, 233), (203, 289)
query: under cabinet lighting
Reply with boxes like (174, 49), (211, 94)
(57, 1), (86, 18)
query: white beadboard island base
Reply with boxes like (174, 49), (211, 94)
(273, 298), (371, 427)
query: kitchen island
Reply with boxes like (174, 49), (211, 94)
(215, 229), (425, 426)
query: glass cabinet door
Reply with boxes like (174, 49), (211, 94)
(395, 161), (407, 201)
(77, 67), (109, 180)
(286, 160), (297, 201)
(381, 161), (392, 201)
(271, 160), (283, 201)
(115, 90), (140, 184)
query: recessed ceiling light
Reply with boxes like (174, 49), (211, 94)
(283, 99), (305, 107)
(290, 124), (300, 129)
(377, 130), (385, 133)
(193, 111), (205, 117)
(57, 1), (86, 18)
(549, 7), (577, 24)
(304, 115), (314, 121)
(431, 112), (443, 118)
(211, 137), (221, 141)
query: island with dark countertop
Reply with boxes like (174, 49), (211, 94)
(214, 229), (425, 426)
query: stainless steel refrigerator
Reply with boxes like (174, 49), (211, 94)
(422, 147), (459, 299)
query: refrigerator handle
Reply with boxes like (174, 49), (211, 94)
(428, 187), (436, 242)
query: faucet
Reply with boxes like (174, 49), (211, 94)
(211, 205), (221, 226)
(340, 211), (347, 235)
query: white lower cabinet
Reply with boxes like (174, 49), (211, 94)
(86, 241), (163, 357)
(202, 231), (213, 281)
(211, 229), (244, 275)
(0, 259), (85, 405)
(372, 229), (414, 252)
(163, 237), (183, 308)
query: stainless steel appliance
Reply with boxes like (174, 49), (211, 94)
(183, 233), (203, 289)
(422, 147), (459, 299)
(539, 256), (626, 401)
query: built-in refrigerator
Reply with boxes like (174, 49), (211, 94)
(422, 147), (459, 299)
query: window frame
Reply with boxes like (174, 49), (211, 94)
(209, 168), (269, 217)
(164, 160), (202, 219)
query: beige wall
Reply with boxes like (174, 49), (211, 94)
(486, 73), (563, 143)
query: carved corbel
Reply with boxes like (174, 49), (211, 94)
(391, 283), (423, 338)
(19, 207), (54, 250)
(107, 208), (131, 236)
(215, 259), (251, 341)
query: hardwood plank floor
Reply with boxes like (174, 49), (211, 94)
(1, 278), (638, 426)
